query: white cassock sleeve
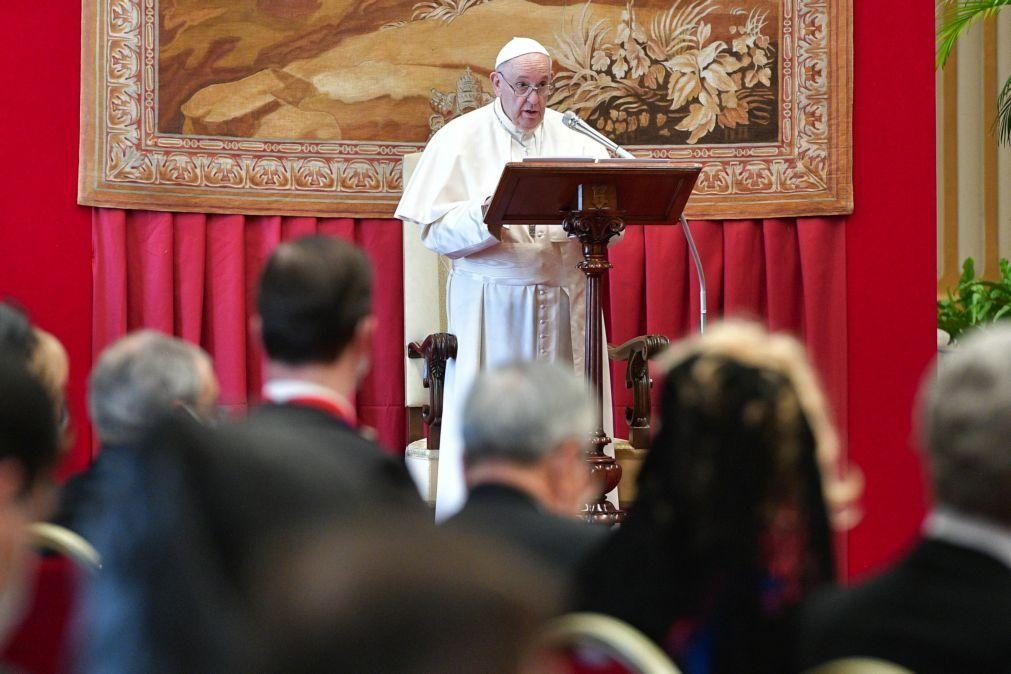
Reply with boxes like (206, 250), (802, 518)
(418, 200), (496, 260)
(395, 120), (503, 259)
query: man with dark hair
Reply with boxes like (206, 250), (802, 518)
(239, 235), (420, 508)
(799, 325), (1011, 673)
(0, 356), (61, 640)
(256, 236), (373, 367)
(0, 302), (36, 362)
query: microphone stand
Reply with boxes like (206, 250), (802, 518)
(564, 113), (707, 333)
(680, 213), (706, 334)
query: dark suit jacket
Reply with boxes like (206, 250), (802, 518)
(444, 483), (609, 579)
(234, 402), (422, 511)
(53, 442), (135, 535)
(798, 538), (1011, 674)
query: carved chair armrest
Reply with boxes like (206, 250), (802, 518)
(407, 333), (458, 449)
(607, 334), (670, 449)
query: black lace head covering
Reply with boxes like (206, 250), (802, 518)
(577, 326), (836, 674)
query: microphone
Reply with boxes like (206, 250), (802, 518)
(562, 111), (635, 158)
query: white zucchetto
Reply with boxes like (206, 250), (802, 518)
(494, 37), (550, 69)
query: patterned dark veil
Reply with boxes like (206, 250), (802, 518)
(577, 322), (842, 674)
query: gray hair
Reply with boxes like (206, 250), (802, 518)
(89, 330), (212, 445)
(920, 324), (1011, 525)
(462, 361), (596, 466)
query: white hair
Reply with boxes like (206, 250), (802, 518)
(462, 361), (595, 466)
(921, 324), (1011, 525)
(89, 330), (212, 445)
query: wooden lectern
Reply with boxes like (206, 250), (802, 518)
(485, 159), (701, 525)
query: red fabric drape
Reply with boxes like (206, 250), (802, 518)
(0, 0), (936, 592)
(607, 218), (846, 442)
(93, 210), (845, 455)
(92, 210), (405, 450)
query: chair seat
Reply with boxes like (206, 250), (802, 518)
(405, 440), (439, 508)
(612, 439), (647, 510)
(803, 658), (915, 674)
(541, 612), (681, 674)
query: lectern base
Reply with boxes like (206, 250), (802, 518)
(582, 500), (626, 526)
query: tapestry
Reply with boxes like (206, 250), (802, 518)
(79, 0), (852, 219)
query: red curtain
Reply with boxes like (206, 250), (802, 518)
(607, 218), (846, 441)
(92, 209), (406, 450)
(92, 210), (845, 453)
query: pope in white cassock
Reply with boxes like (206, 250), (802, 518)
(396, 37), (614, 520)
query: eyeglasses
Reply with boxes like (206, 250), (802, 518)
(496, 73), (556, 98)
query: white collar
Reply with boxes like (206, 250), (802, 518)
(262, 379), (352, 411)
(923, 507), (1011, 570)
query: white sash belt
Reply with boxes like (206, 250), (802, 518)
(451, 242), (579, 286)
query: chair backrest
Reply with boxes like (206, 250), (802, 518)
(31, 522), (101, 571)
(541, 612), (682, 674)
(803, 658), (915, 674)
(402, 152), (452, 410)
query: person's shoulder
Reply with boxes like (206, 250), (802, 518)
(428, 102), (496, 144)
(238, 403), (369, 449)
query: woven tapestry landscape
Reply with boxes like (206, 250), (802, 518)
(79, 0), (852, 218)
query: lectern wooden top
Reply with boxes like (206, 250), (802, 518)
(484, 159), (701, 226)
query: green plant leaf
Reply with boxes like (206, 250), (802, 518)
(938, 257), (1011, 341)
(936, 0), (1011, 69)
(960, 256), (976, 281)
(997, 74), (1011, 146)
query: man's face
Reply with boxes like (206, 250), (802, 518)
(491, 53), (552, 133)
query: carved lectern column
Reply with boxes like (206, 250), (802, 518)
(563, 184), (626, 526)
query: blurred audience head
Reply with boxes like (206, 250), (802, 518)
(75, 415), (545, 674)
(920, 324), (1011, 526)
(0, 302), (70, 438)
(0, 357), (60, 507)
(0, 302), (36, 362)
(462, 361), (595, 515)
(579, 321), (842, 672)
(256, 235), (373, 371)
(0, 356), (61, 639)
(89, 330), (218, 446)
(28, 328), (69, 425)
(75, 417), (351, 673)
(248, 521), (555, 674)
(636, 320), (837, 579)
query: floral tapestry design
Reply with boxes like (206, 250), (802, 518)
(79, 0), (851, 219)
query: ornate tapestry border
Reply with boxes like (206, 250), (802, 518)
(79, 0), (851, 219)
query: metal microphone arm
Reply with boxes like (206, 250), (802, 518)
(562, 111), (635, 158)
(561, 111), (707, 333)
(679, 214), (707, 334)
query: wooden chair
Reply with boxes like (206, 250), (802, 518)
(402, 151), (454, 508)
(404, 333), (668, 512)
(608, 334), (670, 509)
(405, 333), (456, 507)
(540, 612), (682, 674)
(803, 658), (915, 674)
(31, 522), (101, 572)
